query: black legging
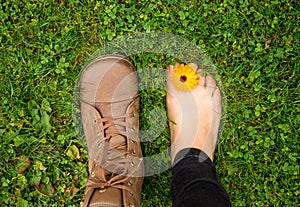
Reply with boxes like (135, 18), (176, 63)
(171, 148), (231, 207)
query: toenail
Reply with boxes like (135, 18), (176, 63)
(99, 187), (106, 193)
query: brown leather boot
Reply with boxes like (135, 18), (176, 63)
(79, 54), (144, 207)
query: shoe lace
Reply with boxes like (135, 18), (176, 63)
(85, 98), (141, 196)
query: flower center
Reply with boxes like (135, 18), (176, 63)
(180, 75), (187, 82)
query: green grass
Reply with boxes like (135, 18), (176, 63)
(0, 0), (299, 206)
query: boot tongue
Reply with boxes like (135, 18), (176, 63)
(95, 99), (131, 117)
(90, 188), (123, 206)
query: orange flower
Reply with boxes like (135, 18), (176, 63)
(171, 64), (200, 92)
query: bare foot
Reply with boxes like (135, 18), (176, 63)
(166, 63), (222, 161)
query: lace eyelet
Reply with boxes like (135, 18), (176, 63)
(129, 192), (133, 196)
(129, 204), (135, 207)
(132, 150), (136, 155)
(99, 187), (106, 193)
(91, 171), (95, 177)
(130, 161), (135, 166)
(128, 180), (133, 186)
(132, 112), (136, 117)
(97, 142), (102, 148)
